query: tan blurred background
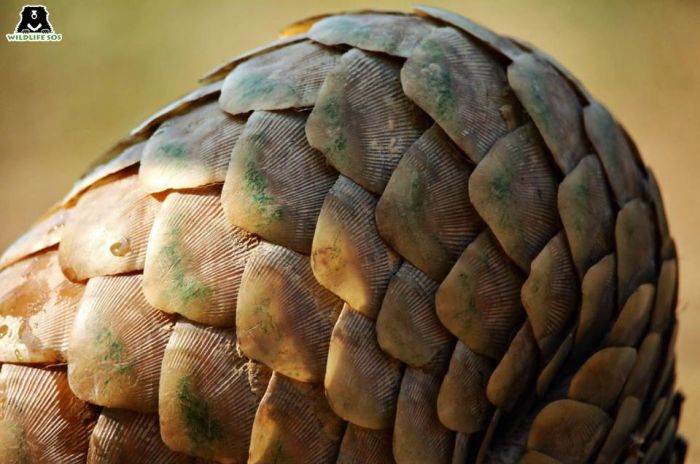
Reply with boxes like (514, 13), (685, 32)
(0, 0), (698, 458)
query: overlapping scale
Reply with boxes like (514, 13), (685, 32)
(311, 176), (401, 318)
(0, 365), (97, 464)
(0, 250), (84, 363)
(306, 48), (430, 194)
(621, 332), (662, 402)
(616, 199), (658, 307)
(375, 125), (484, 281)
(219, 41), (341, 114)
(508, 54), (587, 174)
(143, 185), (259, 327)
(437, 342), (495, 433)
(237, 243), (342, 382)
(558, 155), (615, 277)
(595, 396), (641, 464)
(521, 232), (580, 357)
(402, 26), (520, 163)
(605, 284), (655, 347)
(650, 259), (678, 333)
(568, 347), (637, 411)
(308, 13), (435, 58)
(527, 399), (611, 464)
(68, 274), (173, 413)
(336, 424), (395, 464)
(394, 368), (454, 464)
(324, 305), (402, 429)
(59, 171), (161, 281)
(140, 102), (246, 193)
(249, 373), (344, 464)
(376, 263), (452, 369)
(519, 450), (561, 464)
(536, 332), (573, 396)
(88, 409), (191, 464)
(0, 206), (69, 270)
(469, 123), (560, 271)
(646, 168), (673, 259)
(222, 110), (337, 253)
(158, 319), (270, 462)
(583, 103), (645, 207)
(436, 230), (525, 359)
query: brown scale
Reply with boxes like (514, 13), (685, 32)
(641, 396), (669, 446)
(158, 319), (270, 462)
(0, 250), (84, 363)
(583, 103), (646, 208)
(468, 123), (560, 272)
(437, 341), (495, 434)
(59, 171), (161, 281)
(140, 101), (246, 193)
(558, 155), (615, 278)
(249, 372), (344, 464)
(324, 305), (402, 429)
(571, 253), (616, 361)
(646, 168), (674, 260)
(219, 40), (341, 115)
(595, 396), (641, 464)
(486, 321), (539, 411)
(308, 13), (435, 58)
(527, 399), (611, 464)
(88, 409), (191, 464)
(143, 185), (259, 327)
(336, 424), (396, 464)
(237, 243), (343, 382)
(521, 232), (580, 357)
(519, 450), (561, 463)
(568, 347), (637, 412)
(0, 365), (97, 464)
(435, 230), (525, 360)
(650, 259), (677, 334)
(222, 110), (337, 254)
(401, 26), (521, 164)
(394, 367), (454, 464)
(311, 176), (401, 318)
(621, 332), (662, 402)
(606, 284), (655, 348)
(650, 323), (678, 406)
(0, 206), (69, 270)
(376, 262), (452, 369)
(375, 125), (484, 281)
(306, 48), (430, 194)
(616, 199), (658, 308)
(508, 54), (588, 175)
(68, 274), (173, 413)
(536, 332), (573, 396)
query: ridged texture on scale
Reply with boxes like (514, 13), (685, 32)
(0, 6), (684, 464)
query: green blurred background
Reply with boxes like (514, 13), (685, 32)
(1, 0), (698, 458)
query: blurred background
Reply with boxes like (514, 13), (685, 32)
(0, 0), (698, 458)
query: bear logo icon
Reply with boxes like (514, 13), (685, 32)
(14, 5), (53, 34)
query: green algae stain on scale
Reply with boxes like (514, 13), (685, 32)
(177, 375), (223, 448)
(95, 327), (135, 386)
(243, 151), (285, 228)
(158, 141), (188, 159)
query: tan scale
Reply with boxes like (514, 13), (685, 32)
(437, 341), (495, 433)
(376, 262), (453, 370)
(536, 332), (573, 396)
(88, 409), (191, 464)
(0, 206), (69, 270)
(59, 171), (161, 281)
(568, 346), (637, 411)
(222, 110), (337, 254)
(595, 396), (641, 464)
(650, 258), (678, 333)
(394, 367), (454, 464)
(468, 123), (560, 272)
(375, 124), (484, 281)
(236, 242), (342, 382)
(249, 372), (344, 464)
(621, 332), (662, 402)
(557, 155), (615, 277)
(311, 176), (401, 318)
(0, 250), (84, 363)
(519, 451), (561, 464)
(68, 274), (173, 413)
(140, 101), (246, 193)
(143, 185), (259, 327)
(521, 231), (580, 357)
(436, 229), (525, 359)
(219, 40), (341, 115)
(0, 365), (97, 464)
(401, 26), (521, 163)
(336, 424), (395, 464)
(605, 283), (655, 347)
(325, 305), (402, 429)
(158, 319), (269, 462)
(306, 48), (430, 194)
(507, 53), (587, 174)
